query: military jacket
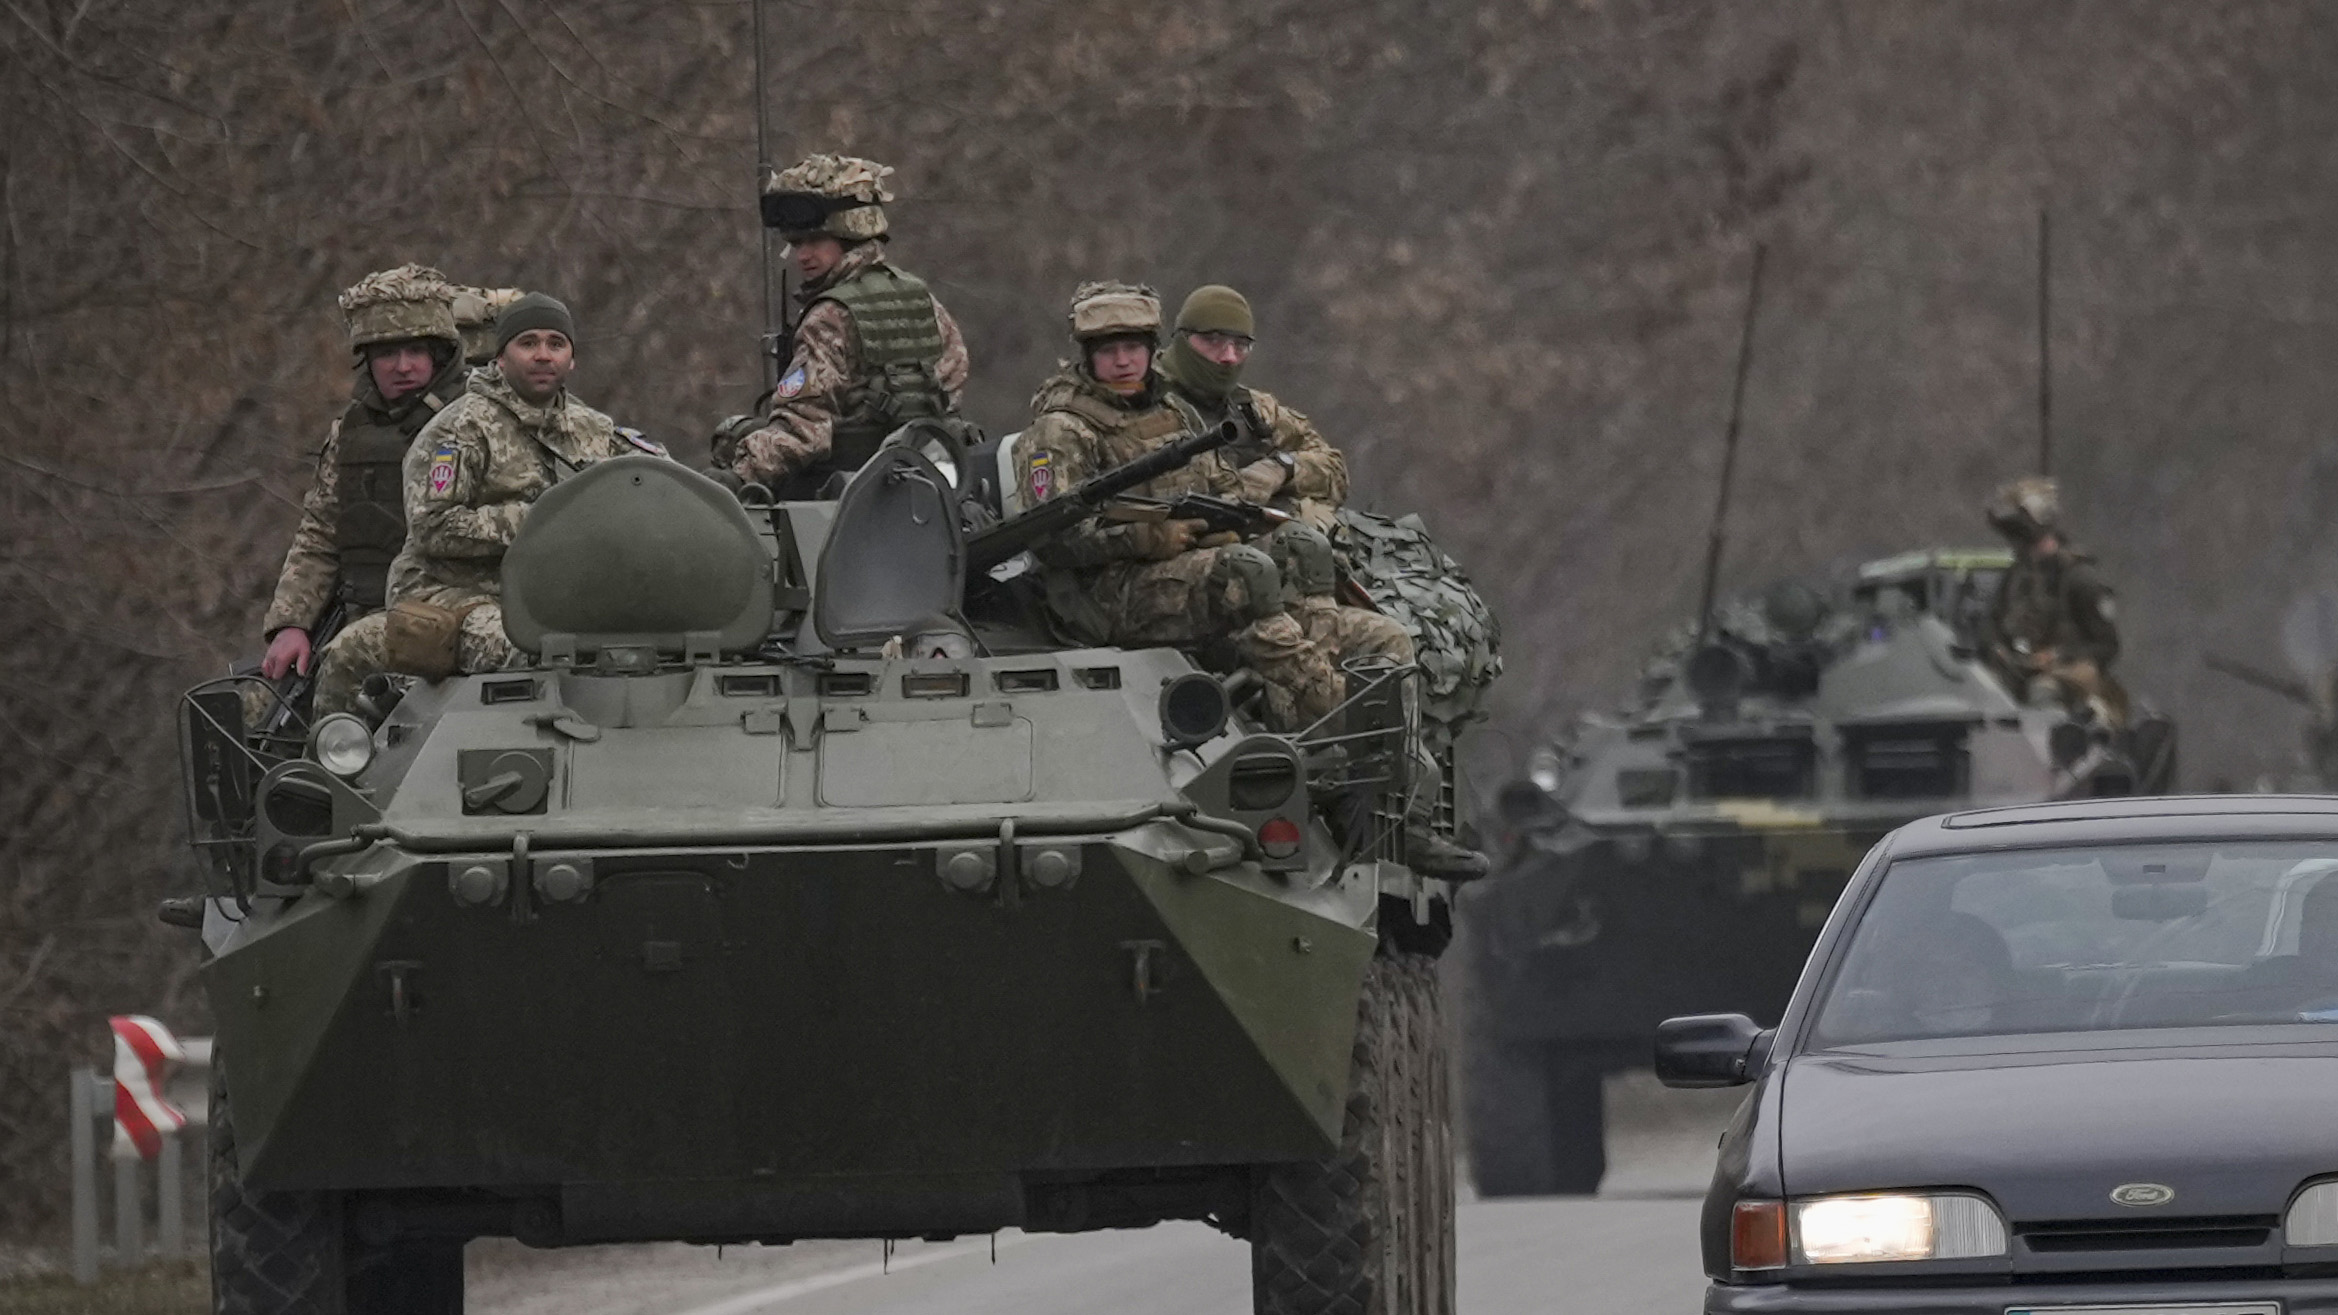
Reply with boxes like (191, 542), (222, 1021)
(388, 366), (634, 609)
(261, 358), (466, 634)
(1158, 379), (1348, 526)
(1989, 546), (2120, 667)
(1017, 366), (1236, 571)
(731, 242), (971, 490)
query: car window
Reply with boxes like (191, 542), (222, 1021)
(1809, 842), (2338, 1046)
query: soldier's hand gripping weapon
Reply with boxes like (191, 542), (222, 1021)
(966, 421), (1239, 574)
(260, 594), (349, 742)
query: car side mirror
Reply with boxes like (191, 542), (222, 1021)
(1653, 1013), (1773, 1088)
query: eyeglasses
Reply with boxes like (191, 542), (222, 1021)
(1188, 330), (1255, 359)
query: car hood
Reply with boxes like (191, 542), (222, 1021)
(1780, 1043), (2338, 1220)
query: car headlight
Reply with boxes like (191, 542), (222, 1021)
(1791, 1193), (2007, 1265)
(2287, 1179), (2338, 1246)
(311, 713), (375, 779)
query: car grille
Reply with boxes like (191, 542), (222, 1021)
(2018, 1215), (2277, 1253)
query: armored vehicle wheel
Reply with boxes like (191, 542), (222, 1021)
(1462, 1043), (1605, 1197)
(210, 1061), (462, 1315)
(1251, 948), (1456, 1315)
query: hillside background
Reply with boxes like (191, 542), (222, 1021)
(6, 0), (2336, 1234)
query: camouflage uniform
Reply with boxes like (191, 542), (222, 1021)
(1984, 475), (2126, 726)
(1017, 338), (1340, 732)
(263, 265), (468, 639)
(312, 365), (640, 714)
(725, 155), (971, 494)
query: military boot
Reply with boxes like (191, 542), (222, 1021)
(1404, 826), (1490, 881)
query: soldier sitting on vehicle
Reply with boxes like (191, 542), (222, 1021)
(258, 266), (472, 690)
(1016, 280), (1341, 733)
(1984, 475), (2128, 728)
(310, 293), (662, 713)
(717, 153), (972, 498)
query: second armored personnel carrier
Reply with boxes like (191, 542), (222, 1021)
(1461, 547), (2175, 1194)
(176, 437), (1465, 1314)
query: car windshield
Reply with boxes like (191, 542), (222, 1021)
(1809, 841), (2338, 1046)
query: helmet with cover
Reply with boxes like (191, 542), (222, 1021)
(1067, 280), (1162, 346)
(761, 154), (894, 243)
(1986, 475), (2061, 544)
(339, 264), (460, 358)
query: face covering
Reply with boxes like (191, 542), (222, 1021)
(1161, 333), (1243, 401)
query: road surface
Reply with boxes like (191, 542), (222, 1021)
(470, 1071), (1732, 1315)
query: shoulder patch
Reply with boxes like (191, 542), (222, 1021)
(427, 441), (457, 495)
(617, 426), (666, 456)
(1028, 450), (1054, 502)
(775, 364), (807, 400)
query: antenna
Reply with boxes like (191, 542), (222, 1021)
(2036, 207), (2052, 476)
(752, 0), (779, 391)
(1694, 243), (1768, 645)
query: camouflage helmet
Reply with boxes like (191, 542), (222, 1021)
(762, 154), (894, 243)
(1986, 475), (2062, 542)
(448, 284), (526, 366)
(338, 264), (459, 357)
(1067, 281), (1162, 345)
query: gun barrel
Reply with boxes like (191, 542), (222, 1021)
(968, 421), (1238, 573)
(2205, 653), (2319, 707)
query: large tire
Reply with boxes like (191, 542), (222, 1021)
(1462, 1044), (1605, 1197)
(210, 1061), (462, 1315)
(1251, 951), (1456, 1315)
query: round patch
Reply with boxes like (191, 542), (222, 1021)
(775, 364), (808, 400)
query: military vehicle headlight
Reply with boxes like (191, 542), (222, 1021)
(1527, 745), (1564, 794)
(311, 714), (376, 779)
(2286, 1179), (2338, 1246)
(1791, 1193), (2006, 1265)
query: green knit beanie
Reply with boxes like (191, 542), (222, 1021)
(495, 292), (576, 354)
(1175, 285), (1254, 336)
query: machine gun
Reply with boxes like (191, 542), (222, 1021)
(1103, 492), (1293, 538)
(2207, 653), (2323, 708)
(967, 421), (1238, 574)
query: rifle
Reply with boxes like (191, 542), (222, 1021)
(1103, 492), (1293, 538)
(260, 594), (349, 741)
(2206, 653), (2321, 709)
(968, 421), (1238, 574)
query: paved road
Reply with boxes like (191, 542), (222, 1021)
(471, 1072), (1730, 1315)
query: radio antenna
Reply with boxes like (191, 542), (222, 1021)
(1694, 243), (1768, 646)
(2036, 207), (2053, 476)
(752, 0), (780, 391)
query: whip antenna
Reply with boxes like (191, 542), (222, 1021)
(1694, 243), (1768, 646)
(2036, 207), (2053, 476)
(752, 0), (780, 390)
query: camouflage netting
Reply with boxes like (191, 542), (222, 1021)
(1331, 510), (1504, 748)
(10, 0), (2338, 1241)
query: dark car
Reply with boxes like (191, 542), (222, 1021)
(1657, 794), (2338, 1314)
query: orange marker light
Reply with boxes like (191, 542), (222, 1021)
(1732, 1200), (1789, 1270)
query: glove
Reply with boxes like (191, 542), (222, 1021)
(1236, 457), (1290, 504)
(1127, 517), (1211, 561)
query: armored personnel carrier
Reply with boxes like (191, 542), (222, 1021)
(174, 435), (1463, 1314)
(1460, 546), (2176, 1195)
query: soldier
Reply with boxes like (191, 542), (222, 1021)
(257, 265), (469, 686)
(1984, 475), (2127, 726)
(1018, 281), (1340, 733)
(719, 153), (971, 496)
(310, 293), (659, 714)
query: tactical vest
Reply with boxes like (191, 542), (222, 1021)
(817, 264), (953, 474)
(333, 367), (463, 611)
(1041, 385), (1222, 498)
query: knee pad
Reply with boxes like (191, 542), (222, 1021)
(1262, 522), (1338, 604)
(1208, 544), (1286, 625)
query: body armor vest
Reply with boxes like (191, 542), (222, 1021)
(334, 365), (463, 611)
(817, 264), (952, 474)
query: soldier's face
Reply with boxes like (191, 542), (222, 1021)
(1088, 338), (1152, 387)
(1187, 329), (1255, 367)
(499, 329), (574, 405)
(790, 236), (847, 282)
(366, 341), (438, 402)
